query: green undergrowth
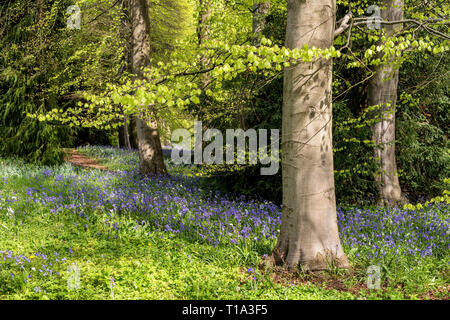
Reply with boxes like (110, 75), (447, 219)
(0, 147), (448, 300)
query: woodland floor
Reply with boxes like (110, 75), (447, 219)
(0, 146), (447, 300)
(64, 149), (110, 172)
(67, 147), (449, 300)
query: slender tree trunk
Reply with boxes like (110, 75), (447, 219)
(117, 0), (132, 151)
(129, 117), (139, 149)
(130, 0), (166, 175)
(118, 116), (132, 149)
(36, 0), (44, 22)
(196, 0), (212, 154)
(197, 0), (211, 90)
(368, 0), (404, 205)
(270, 0), (349, 271)
(123, 116), (131, 149)
(233, 1), (270, 130)
(252, 1), (270, 46)
(118, 122), (126, 147)
(196, 0), (212, 128)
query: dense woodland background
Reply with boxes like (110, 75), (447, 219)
(0, 0), (449, 300)
(0, 0), (448, 204)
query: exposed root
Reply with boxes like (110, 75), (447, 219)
(263, 248), (351, 273)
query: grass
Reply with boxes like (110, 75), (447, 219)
(0, 146), (448, 300)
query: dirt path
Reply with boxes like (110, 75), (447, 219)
(64, 149), (110, 171)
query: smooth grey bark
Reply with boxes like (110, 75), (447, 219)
(368, 0), (404, 205)
(130, 0), (167, 175)
(136, 115), (166, 174)
(269, 0), (349, 271)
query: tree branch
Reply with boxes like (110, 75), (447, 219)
(334, 12), (352, 37)
(335, 16), (450, 40)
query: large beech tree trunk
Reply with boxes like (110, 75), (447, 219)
(368, 0), (403, 205)
(130, 0), (166, 175)
(270, 0), (349, 271)
(136, 116), (166, 174)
